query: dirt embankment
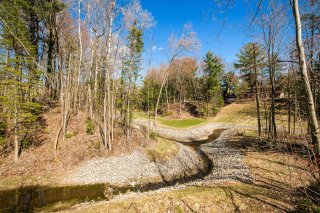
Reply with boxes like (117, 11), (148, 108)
(64, 143), (209, 187)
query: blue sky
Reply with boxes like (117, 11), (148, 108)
(140, 0), (256, 68)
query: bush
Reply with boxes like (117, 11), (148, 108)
(0, 122), (6, 145)
(21, 137), (32, 149)
(149, 131), (158, 139)
(66, 131), (77, 139)
(0, 136), (5, 145)
(86, 118), (95, 135)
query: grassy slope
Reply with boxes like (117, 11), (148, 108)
(158, 117), (205, 128)
(62, 133), (315, 213)
(134, 111), (207, 129)
(145, 137), (179, 162)
(210, 102), (307, 133)
(134, 102), (258, 129)
(210, 102), (257, 124)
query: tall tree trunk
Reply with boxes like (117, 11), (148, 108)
(88, 17), (94, 120)
(76, 0), (83, 112)
(268, 55), (277, 140)
(104, 0), (115, 149)
(179, 90), (182, 114)
(147, 80), (150, 139)
(47, 26), (54, 97)
(127, 77), (131, 138)
(166, 82), (169, 112)
(253, 44), (262, 142)
(94, 50), (99, 114)
(293, 86), (297, 135)
(154, 72), (168, 131)
(292, 0), (320, 154)
(288, 70), (291, 135)
(111, 78), (115, 142)
(271, 63), (277, 139)
(13, 87), (19, 162)
(54, 39), (65, 157)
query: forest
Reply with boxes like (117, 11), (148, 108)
(0, 0), (320, 212)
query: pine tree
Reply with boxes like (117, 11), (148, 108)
(203, 51), (224, 115)
(234, 43), (265, 141)
(0, 0), (42, 162)
(121, 20), (144, 136)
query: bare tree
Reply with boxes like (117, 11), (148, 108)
(103, 0), (116, 150)
(291, 0), (320, 154)
(258, 1), (286, 141)
(153, 23), (199, 130)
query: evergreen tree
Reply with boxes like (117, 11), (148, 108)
(234, 42), (265, 141)
(222, 71), (239, 97)
(120, 20), (144, 135)
(234, 43), (265, 94)
(203, 51), (224, 115)
(0, 0), (42, 162)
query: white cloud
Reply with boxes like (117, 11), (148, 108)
(152, 46), (157, 50)
(158, 47), (164, 51)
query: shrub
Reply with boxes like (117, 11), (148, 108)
(149, 131), (158, 139)
(66, 131), (77, 139)
(86, 118), (95, 135)
(0, 122), (6, 145)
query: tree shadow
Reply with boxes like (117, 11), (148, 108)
(182, 131), (317, 212)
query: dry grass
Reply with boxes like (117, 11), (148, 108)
(211, 101), (307, 132)
(145, 137), (179, 162)
(210, 102), (257, 124)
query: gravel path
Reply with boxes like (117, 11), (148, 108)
(133, 118), (255, 142)
(197, 129), (252, 183)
